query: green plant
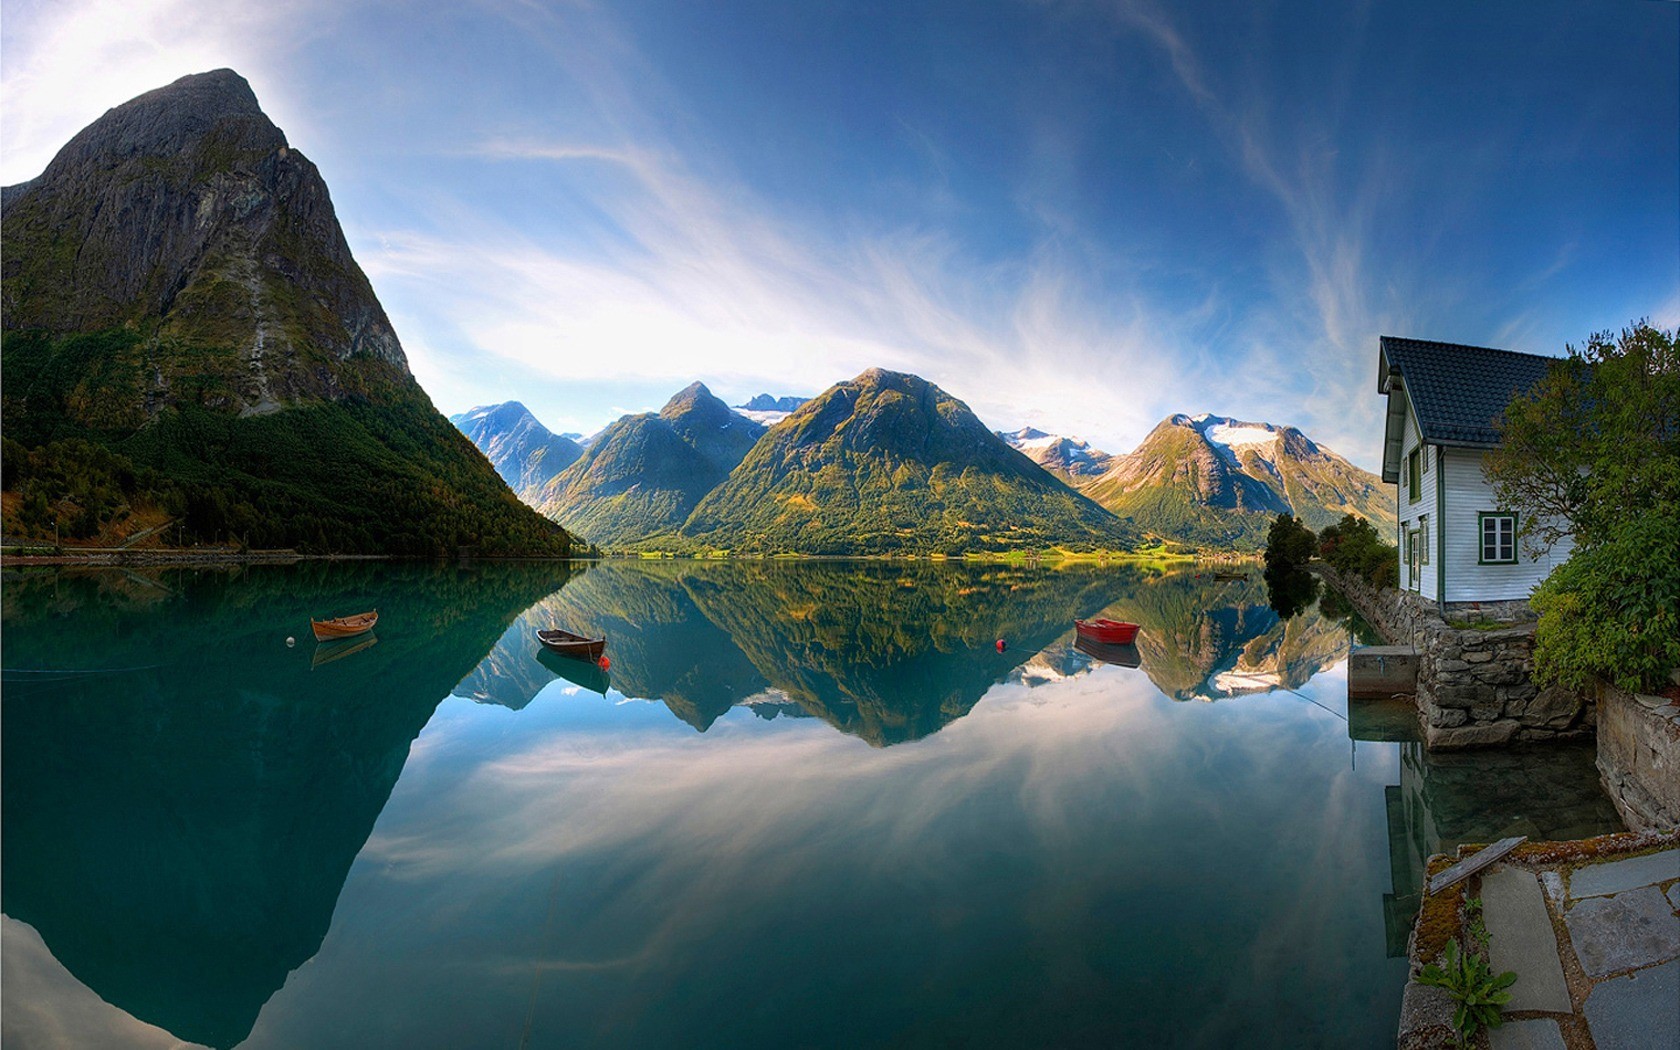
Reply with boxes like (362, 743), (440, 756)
(1464, 896), (1490, 948)
(1485, 322), (1680, 692)
(1416, 939), (1516, 1047)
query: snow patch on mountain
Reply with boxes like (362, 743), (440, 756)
(1204, 422), (1279, 451)
(734, 408), (794, 426)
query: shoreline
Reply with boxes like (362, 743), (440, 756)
(0, 548), (1253, 569)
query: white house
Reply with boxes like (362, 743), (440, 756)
(1377, 337), (1573, 615)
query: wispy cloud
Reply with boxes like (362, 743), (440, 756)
(0, 0), (331, 184)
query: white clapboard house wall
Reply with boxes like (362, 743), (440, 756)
(1377, 337), (1574, 615)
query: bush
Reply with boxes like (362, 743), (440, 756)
(1318, 513), (1398, 589)
(1488, 322), (1680, 692)
(1531, 509), (1680, 693)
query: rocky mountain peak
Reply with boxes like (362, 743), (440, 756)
(41, 70), (276, 182)
(2, 67), (408, 419)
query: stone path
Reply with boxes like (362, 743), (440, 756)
(1401, 840), (1680, 1049)
(1489, 847), (1680, 1050)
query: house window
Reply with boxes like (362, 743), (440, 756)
(1419, 515), (1428, 564)
(1407, 449), (1421, 502)
(1480, 512), (1517, 564)
(1405, 527), (1421, 589)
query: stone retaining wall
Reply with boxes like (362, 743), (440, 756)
(1315, 564), (1593, 750)
(1596, 682), (1680, 832)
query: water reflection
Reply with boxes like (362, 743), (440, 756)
(1, 562), (574, 1049)
(1347, 699), (1623, 956)
(454, 561), (1354, 739)
(0, 561), (1623, 1049)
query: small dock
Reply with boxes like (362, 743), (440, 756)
(1348, 645), (1418, 699)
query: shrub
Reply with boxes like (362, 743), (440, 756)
(1317, 513), (1398, 589)
(1530, 509), (1680, 693)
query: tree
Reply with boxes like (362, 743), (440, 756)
(1485, 322), (1680, 692)
(1263, 513), (1316, 574)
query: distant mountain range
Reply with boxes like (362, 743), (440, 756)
(450, 402), (582, 503)
(680, 369), (1134, 554)
(998, 427), (1115, 480)
(0, 70), (578, 556)
(531, 383), (766, 548)
(460, 384), (1393, 553)
(1081, 413), (1395, 548)
(732, 393), (810, 426)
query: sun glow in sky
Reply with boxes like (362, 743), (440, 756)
(3, 0), (1675, 466)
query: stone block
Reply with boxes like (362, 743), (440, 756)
(1464, 650), (1495, 663)
(1488, 1018), (1566, 1050)
(1568, 849), (1680, 899)
(1481, 867), (1572, 1013)
(1582, 958), (1678, 1050)
(1437, 659), (1470, 673)
(1396, 980), (1456, 1050)
(1430, 707), (1467, 728)
(1426, 719), (1520, 750)
(1564, 886), (1680, 977)
(1517, 685), (1585, 729)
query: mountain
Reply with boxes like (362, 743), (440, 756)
(535, 382), (765, 548)
(734, 393), (810, 426)
(451, 401), (582, 501)
(0, 70), (575, 556)
(680, 368), (1138, 554)
(741, 394), (808, 413)
(1081, 413), (1395, 550)
(998, 426), (1115, 481)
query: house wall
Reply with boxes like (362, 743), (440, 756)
(1395, 398), (1438, 602)
(1439, 449), (1573, 607)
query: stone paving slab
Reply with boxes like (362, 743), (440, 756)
(1582, 957), (1679, 1050)
(1565, 885), (1680, 977)
(1488, 1018), (1567, 1050)
(1482, 866), (1571, 1013)
(1668, 881), (1680, 912)
(1567, 848), (1680, 899)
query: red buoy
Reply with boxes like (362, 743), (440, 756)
(996, 639), (1006, 652)
(598, 655), (611, 670)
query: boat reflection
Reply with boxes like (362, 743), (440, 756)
(311, 633), (378, 668)
(1074, 637), (1142, 668)
(535, 647), (611, 696)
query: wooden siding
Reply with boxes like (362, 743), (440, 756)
(1439, 448), (1573, 603)
(1396, 397), (1439, 601)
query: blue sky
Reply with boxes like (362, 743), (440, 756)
(3, 0), (1675, 467)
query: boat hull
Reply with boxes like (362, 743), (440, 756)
(535, 629), (606, 662)
(1074, 618), (1140, 645)
(311, 611), (378, 642)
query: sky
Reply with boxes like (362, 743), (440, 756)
(3, 0), (1676, 469)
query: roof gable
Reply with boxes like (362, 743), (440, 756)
(1378, 337), (1557, 447)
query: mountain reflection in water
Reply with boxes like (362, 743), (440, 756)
(453, 560), (1351, 739)
(0, 561), (1623, 1049)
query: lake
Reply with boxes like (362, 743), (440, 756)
(0, 560), (1623, 1048)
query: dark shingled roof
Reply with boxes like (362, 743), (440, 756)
(1379, 337), (1557, 446)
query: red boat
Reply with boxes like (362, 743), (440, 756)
(1074, 618), (1140, 645)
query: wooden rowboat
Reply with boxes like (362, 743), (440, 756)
(535, 628), (606, 662)
(311, 610), (378, 642)
(1074, 617), (1140, 645)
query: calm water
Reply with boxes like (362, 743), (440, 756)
(1, 561), (1622, 1049)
